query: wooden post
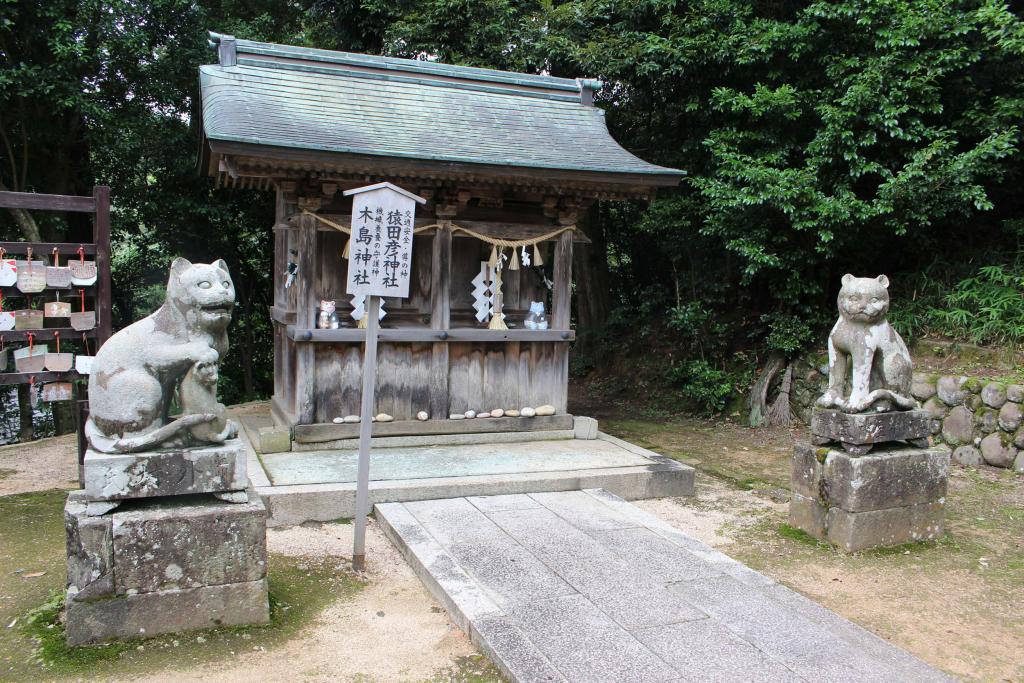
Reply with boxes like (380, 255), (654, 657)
(429, 226), (451, 418)
(293, 211), (318, 423)
(93, 186), (112, 346)
(552, 230), (573, 329)
(352, 294), (380, 571)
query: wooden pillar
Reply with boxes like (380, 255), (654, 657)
(552, 230), (573, 414)
(552, 230), (573, 330)
(92, 186), (112, 346)
(271, 183), (298, 425)
(429, 226), (452, 418)
(293, 211), (318, 424)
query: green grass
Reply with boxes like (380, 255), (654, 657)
(775, 522), (823, 546)
(0, 489), (365, 682)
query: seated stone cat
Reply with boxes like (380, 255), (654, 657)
(85, 258), (235, 453)
(816, 274), (916, 413)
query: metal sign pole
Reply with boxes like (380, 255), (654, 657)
(352, 294), (380, 571)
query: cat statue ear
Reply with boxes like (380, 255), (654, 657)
(876, 274), (890, 288)
(171, 257), (193, 274)
(841, 273), (855, 286)
(212, 259), (229, 274)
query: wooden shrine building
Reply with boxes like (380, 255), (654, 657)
(198, 33), (683, 444)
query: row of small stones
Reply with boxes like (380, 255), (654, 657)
(331, 405), (556, 424)
(914, 375), (1024, 471)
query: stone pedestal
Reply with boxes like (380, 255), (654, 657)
(810, 408), (932, 454)
(82, 440), (247, 505)
(64, 489), (269, 645)
(789, 442), (949, 552)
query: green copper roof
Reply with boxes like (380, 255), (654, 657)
(200, 35), (683, 184)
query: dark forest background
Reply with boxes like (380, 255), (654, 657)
(2, 0), (1023, 420)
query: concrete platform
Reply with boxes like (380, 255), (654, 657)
(247, 431), (693, 526)
(377, 490), (951, 683)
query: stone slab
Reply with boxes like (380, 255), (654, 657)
(827, 501), (945, 553)
(292, 428), (576, 452)
(65, 491), (267, 600)
(82, 440), (247, 502)
(111, 493), (267, 595)
(257, 433), (694, 526)
(811, 408), (931, 446)
(65, 578), (269, 646)
(377, 489), (951, 683)
(791, 442), (949, 512)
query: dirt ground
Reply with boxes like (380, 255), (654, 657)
(1, 415), (1022, 681)
(131, 521), (485, 683)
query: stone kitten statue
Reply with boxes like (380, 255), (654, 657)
(816, 274), (916, 414)
(85, 258), (235, 453)
(178, 358), (237, 444)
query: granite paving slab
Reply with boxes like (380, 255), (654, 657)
(377, 489), (953, 683)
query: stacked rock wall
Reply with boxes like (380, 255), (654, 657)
(915, 375), (1024, 472)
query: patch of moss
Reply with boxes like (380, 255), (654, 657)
(963, 377), (984, 393)
(776, 523), (824, 546)
(423, 654), (505, 683)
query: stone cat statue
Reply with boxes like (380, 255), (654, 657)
(85, 258), (235, 453)
(816, 274), (916, 414)
(178, 358), (237, 444)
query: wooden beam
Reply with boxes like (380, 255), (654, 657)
(0, 370), (85, 384)
(294, 214), (591, 244)
(0, 191), (96, 212)
(0, 242), (97, 256)
(294, 414), (574, 443)
(285, 327), (575, 343)
(0, 328), (100, 343)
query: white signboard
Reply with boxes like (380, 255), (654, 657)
(344, 182), (426, 299)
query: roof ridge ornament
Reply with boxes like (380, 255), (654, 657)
(208, 31), (236, 67)
(576, 78), (602, 106)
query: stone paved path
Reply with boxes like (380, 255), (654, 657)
(376, 489), (951, 683)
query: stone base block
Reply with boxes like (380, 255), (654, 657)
(256, 425), (292, 454)
(65, 489), (268, 645)
(789, 442), (948, 552)
(811, 408), (931, 451)
(791, 494), (944, 553)
(65, 579), (269, 646)
(791, 442), (949, 512)
(82, 439), (247, 502)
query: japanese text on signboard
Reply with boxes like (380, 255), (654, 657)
(346, 187), (417, 298)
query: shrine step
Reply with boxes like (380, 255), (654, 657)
(252, 433), (694, 526)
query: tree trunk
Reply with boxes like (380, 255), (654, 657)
(573, 203), (612, 358)
(748, 352), (785, 428)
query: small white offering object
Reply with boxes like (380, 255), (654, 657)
(490, 409), (504, 418)
(332, 417), (344, 424)
(416, 411), (429, 421)
(477, 411), (491, 418)
(465, 410), (477, 419)
(343, 415), (360, 423)
(450, 413), (465, 420)
(520, 407), (536, 417)
(535, 404), (555, 416)
(375, 413), (394, 422)
(505, 409), (520, 417)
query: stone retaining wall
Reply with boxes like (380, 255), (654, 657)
(914, 375), (1024, 472)
(785, 355), (1024, 473)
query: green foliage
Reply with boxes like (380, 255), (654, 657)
(933, 263), (1024, 346)
(2, 0), (1024, 423)
(668, 359), (736, 415)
